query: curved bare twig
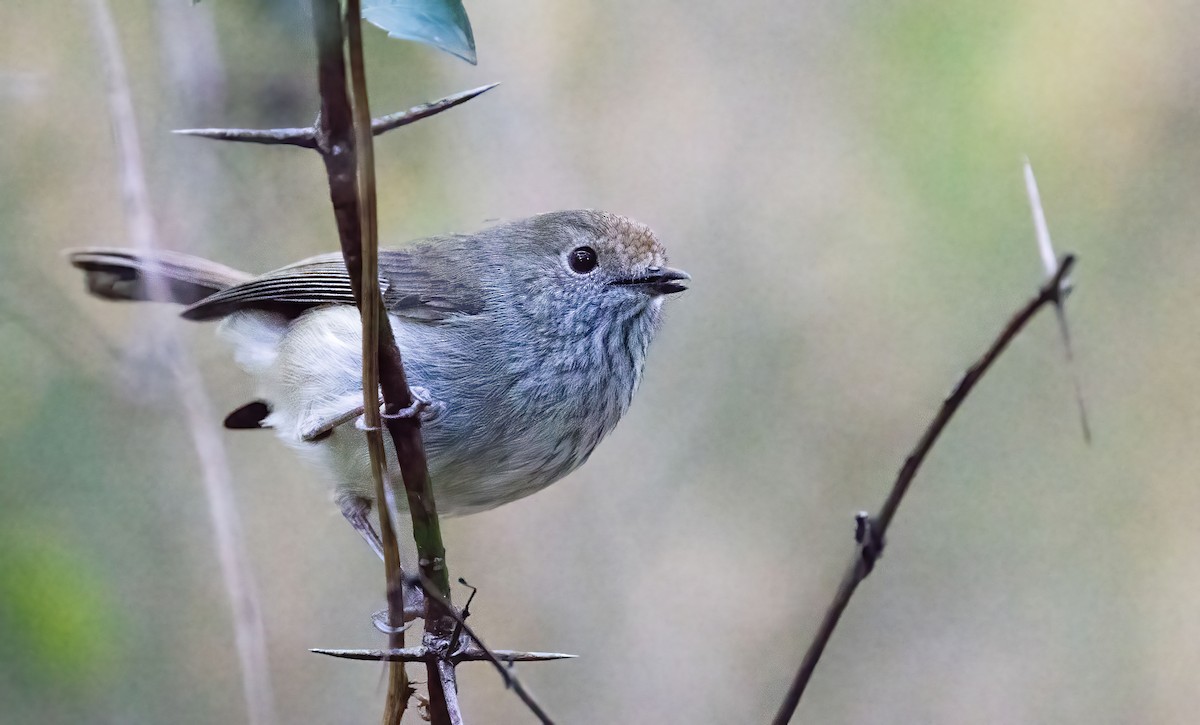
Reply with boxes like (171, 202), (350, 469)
(773, 255), (1078, 724)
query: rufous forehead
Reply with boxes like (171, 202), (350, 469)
(604, 214), (666, 270)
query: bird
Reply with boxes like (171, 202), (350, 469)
(68, 209), (689, 558)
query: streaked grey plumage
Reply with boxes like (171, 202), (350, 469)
(69, 209), (688, 522)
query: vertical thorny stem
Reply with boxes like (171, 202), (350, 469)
(311, 0), (457, 721)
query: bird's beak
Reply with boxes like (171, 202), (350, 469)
(610, 266), (691, 296)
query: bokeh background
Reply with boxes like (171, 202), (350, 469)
(2, 0), (1196, 722)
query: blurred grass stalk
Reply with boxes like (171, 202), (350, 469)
(81, 1), (277, 723)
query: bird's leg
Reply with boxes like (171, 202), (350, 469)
(302, 387), (442, 442)
(341, 388), (442, 629)
(341, 495), (428, 625)
(301, 403), (366, 442)
(339, 494), (385, 559)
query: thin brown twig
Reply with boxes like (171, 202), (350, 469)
(772, 255), (1078, 724)
(341, 0), (420, 720)
(82, 1), (276, 724)
(172, 83), (498, 148)
(341, 4), (463, 723)
(308, 0), (416, 720)
(445, 578), (478, 654)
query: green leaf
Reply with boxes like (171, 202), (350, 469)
(362, 0), (477, 65)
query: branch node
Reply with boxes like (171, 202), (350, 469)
(854, 512), (884, 573)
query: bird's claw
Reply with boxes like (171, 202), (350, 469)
(380, 386), (444, 423)
(371, 609), (415, 635)
(370, 577), (429, 631)
(354, 387), (444, 431)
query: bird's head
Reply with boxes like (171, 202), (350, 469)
(503, 210), (689, 318)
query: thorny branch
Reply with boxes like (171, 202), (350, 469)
(772, 255), (1079, 724)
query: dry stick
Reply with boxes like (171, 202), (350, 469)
(772, 255), (1077, 725)
(342, 0), (421, 720)
(82, 1), (276, 724)
(342, 0), (457, 720)
(341, 4), (461, 724)
(308, 0), (415, 721)
(340, 1), (403, 719)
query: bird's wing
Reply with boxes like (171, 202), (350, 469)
(181, 245), (485, 322)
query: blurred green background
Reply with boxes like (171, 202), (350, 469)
(1, 0), (1195, 722)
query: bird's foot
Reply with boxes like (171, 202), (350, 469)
(340, 495), (385, 560)
(371, 610), (414, 634)
(371, 578), (429, 631)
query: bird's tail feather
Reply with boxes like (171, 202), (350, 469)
(66, 247), (253, 307)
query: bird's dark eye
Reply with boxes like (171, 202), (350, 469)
(568, 246), (598, 274)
